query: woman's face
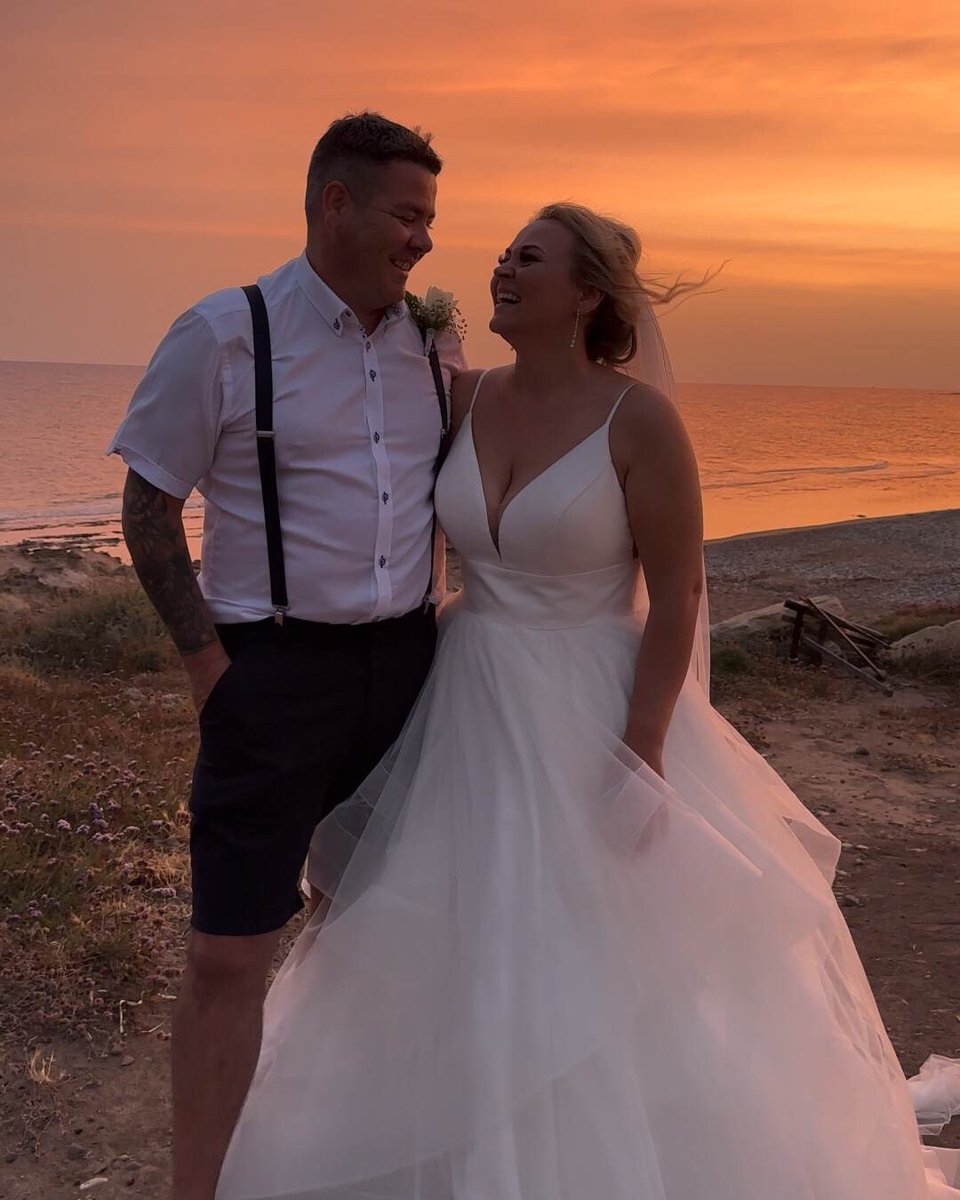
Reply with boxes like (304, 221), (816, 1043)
(489, 219), (582, 345)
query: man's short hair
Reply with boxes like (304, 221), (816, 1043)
(305, 112), (442, 222)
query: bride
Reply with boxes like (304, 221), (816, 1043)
(216, 203), (960, 1199)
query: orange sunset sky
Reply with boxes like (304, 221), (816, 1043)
(3, 0), (959, 387)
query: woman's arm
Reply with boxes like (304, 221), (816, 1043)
(614, 385), (704, 776)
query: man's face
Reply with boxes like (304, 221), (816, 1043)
(341, 161), (437, 312)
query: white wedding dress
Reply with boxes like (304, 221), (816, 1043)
(217, 379), (960, 1199)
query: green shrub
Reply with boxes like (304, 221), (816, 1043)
(4, 585), (173, 676)
(711, 645), (754, 678)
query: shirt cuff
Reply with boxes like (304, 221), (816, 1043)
(107, 444), (195, 501)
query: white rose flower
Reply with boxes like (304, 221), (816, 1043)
(424, 286), (455, 309)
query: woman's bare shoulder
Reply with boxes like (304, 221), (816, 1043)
(610, 379), (695, 470)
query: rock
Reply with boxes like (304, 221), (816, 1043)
(712, 596), (845, 640)
(889, 620), (960, 661)
(79, 1177), (110, 1191)
(853, 746), (871, 756)
(120, 1054), (135, 1067)
(67, 1143), (87, 1160)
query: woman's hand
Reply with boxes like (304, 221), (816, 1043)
(622, 720), (665, 779)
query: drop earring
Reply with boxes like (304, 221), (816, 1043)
(569, 308), (581, 350)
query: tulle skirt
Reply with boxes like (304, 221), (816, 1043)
(216, 597), (960, 1199)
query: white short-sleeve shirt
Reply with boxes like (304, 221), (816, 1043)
(109, 253), (467, 624)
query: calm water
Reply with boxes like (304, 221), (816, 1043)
(2, 360), (958, 558)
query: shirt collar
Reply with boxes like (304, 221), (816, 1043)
(295, 251), (408, 337)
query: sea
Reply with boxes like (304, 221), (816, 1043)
(2, 360), (958, 561)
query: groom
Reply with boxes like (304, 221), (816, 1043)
(110, 112), (465, 1199)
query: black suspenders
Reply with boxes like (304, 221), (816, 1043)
(241, 284), (449, 624)
(242, 285), (289, 624)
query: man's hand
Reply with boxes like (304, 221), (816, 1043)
(184, 642), (233, 716)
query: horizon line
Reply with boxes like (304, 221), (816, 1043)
(0, 357), (954, 395)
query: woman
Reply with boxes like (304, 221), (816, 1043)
(216, 204), (960, 1198)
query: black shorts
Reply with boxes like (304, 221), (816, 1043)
(189, 607), (437, 937)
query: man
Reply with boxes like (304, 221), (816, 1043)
(110, 112), (465, 1199)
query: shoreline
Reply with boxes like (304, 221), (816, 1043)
(2, 507), (957, 627)
(705, 505), (960, 546)
(705, 504), (960, 547)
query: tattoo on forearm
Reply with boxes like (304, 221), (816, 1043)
(121, 471), (218, 656)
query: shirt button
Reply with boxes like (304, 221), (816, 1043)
(365, 341), (371, 351)
(369, 369), (377, 381)
(373, 431), (381, 443)
(379, 555), (387, 568)
(382, 491), (389, 504)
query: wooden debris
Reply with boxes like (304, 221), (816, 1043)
(783, 597), (893, 694)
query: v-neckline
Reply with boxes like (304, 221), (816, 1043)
(468, 412), (609, 558)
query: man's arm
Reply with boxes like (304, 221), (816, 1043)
(122, 468), (230, 711)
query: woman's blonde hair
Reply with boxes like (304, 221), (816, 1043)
(534, 202), (702, 367)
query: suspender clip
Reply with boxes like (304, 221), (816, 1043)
(256, 429), (275, 440)
(273, 605), (289, 626)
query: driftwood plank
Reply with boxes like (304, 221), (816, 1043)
(800, 597), (889, 680)
(799, 634), (894, 695)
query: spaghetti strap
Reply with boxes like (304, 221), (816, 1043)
(468, 370), (489, 415)
(604, 382), (636, 427)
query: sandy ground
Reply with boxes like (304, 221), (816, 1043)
(2, 511), (960, 1197)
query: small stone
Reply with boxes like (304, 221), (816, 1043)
(79, 1177), (110, 1191)
(67, 1143), (86, 1160)
(120, 1055), (135, 1067)
(853, 746), (870, 756)
(5, 1152), (17, 1163)
(839, 894), (863, 908)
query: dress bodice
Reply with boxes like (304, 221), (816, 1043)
(434, 382), (642, 629)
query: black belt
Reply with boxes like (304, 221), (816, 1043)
(216, 606), (435, 653)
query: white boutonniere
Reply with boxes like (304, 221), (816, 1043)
(405, 286), (467, 350)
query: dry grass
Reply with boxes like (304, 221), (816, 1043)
(0, 589), (193, 1045)
(874, 604), (960, 687)
(871, 604), (960, 642)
